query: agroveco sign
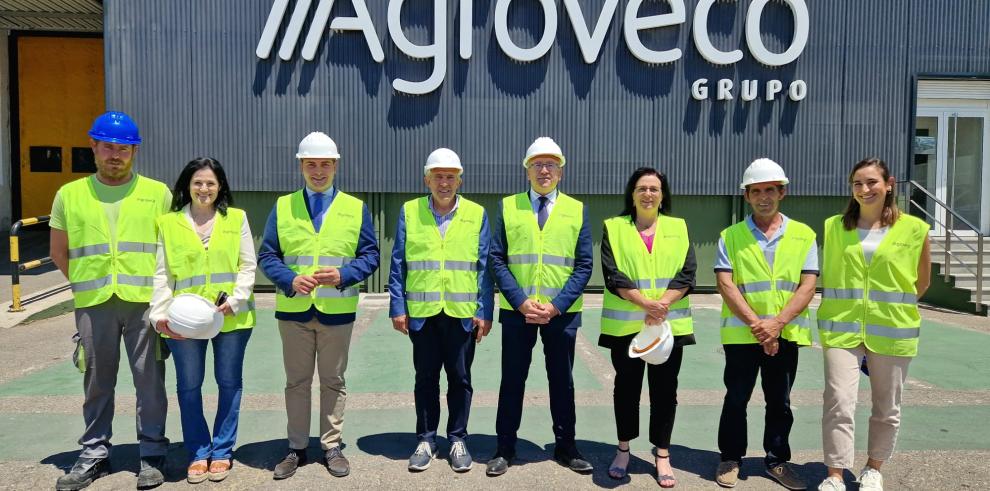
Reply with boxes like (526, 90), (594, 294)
(256, 0), (809, 99)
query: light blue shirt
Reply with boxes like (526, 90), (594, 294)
(529, 188), (558, 216)
(428, 194), (460, 239)
(714, 214), (819, 273)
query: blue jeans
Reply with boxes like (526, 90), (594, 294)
(165, 329), (252, 462)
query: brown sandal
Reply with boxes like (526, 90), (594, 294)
(209, 459), (232, 482)
(187, 460), (209, 484)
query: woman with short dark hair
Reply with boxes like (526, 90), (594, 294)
(599, 167), (696, 488)
(149, 157), (257, 483)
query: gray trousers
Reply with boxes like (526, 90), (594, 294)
(74, 295), (169, 458)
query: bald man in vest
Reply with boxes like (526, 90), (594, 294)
(714, 158), (817, 490)
(258, 132), (380, 480)
(389, 148), (494, 473)
(486, 137), (594, 477)
(50, 112), (170, 490)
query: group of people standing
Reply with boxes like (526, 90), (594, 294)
(51, 111), (930, 491)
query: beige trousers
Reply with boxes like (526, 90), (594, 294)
(279, 319), (354, 450)
(822, 344), (912, 469)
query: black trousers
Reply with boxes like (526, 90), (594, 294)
(495, 310), (579, 453)
(717, 340), (799, 465)
(609, 344), (684, 449)
(409, 313), (476, 444)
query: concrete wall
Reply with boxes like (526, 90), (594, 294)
(0, 29), (11, 229)
(232, 190), (848, 292)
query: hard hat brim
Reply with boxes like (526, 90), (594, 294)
(297, 153), (341, 159)
(88, 131), (141, 145)
(523, 154), (566, 168)
(740, 178), (789, 190)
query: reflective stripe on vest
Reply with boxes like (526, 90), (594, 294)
(61, 175), (169, 308)
(275, 190), (364, 314)
(498, 192), (584, 312)
(719, 218), (816, 345)
(600, 215), (694, 337)
(817, 214), (929, 357)
(403, 196), (484, 319)
(158, 208), (256, 332)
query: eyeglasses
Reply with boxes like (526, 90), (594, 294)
(529, 162), (560, 171)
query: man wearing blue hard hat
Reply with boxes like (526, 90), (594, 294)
(50, 111), (172, 490)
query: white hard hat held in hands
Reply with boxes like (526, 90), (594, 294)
(166, 293), (224, 339)
(523, 137), (566, 168)
(424, 148), (464, 175)
(740, 158), (789, 189)
(296, 131), (340, 159)
(628, 321), (674, 365)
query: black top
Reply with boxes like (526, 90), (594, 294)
(598, 219), (698, 348)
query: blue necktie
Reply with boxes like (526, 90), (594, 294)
(310, 192), (325, 232)
(537, 196), (549, 230)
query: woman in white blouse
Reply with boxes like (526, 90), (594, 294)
(149, 158), (256, 483)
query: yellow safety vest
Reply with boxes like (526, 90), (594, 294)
(403, 196), (484, 319)
(601, 215), (694, 337)
(60, 175), (169, 308)
(818, 214), (929, 357)
(719, 218), (816, 345)
(275, 190), (363, 314)
(157, 207), (255, 332)
(498, 192), (584, 312)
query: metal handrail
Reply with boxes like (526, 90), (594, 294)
(8, 216), (52, 312)
(899, 180), (984, 312)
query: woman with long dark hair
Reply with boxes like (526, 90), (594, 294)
(599, 167), (696, 488)
(149, 158), (257, 483)
(816, 158), (931, 491)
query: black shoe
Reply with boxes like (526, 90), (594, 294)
(485, 451), (514, 477)
(273, 449), (307, 480)
(554, 447), (593, 474)
(56, 457), (111, 491)
(136, 456), (167, 489)
(324, 447), (350, 477)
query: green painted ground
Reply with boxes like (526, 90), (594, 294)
(1, 306), (988, 463)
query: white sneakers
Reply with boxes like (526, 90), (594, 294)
(859, 467), (884, 491)
(817, 476), (846, 491)
(817, 467), (883, 491)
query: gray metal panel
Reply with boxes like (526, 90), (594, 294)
(104, 0), (990, 196)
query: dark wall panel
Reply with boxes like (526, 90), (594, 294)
(104, 0), (990, 196)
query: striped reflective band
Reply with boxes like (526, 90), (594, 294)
(408, 260), (441, 271)
(406, 291), (441, 302)
(445, 292), (478, 302)
(175, 276), (207, 290)
(602, 309), (645, 321)
(822, 288), (863, 300)
(68, 243), (110, 259)
(315, 287), (359, 298)
(634, 278), (672, 290)
(407, 260), (475, 271)
(211, 272), (237, 283)
(739, 280), (801, 294)
(721, 315), (810, 328)
(71, 275), (112, 292)
(117, 241), (157, 254)
(117, 274), (153, 287)
(817, 319), (860, 333)
(521, 286), (562, 297)
(868, 291), (917, 304)
(508, 254), (574, 267)
(817, 320), (920, 339)
(284, 256), (314, 266)
(318, 256), (353, 267)
(666, 308), (692, 320)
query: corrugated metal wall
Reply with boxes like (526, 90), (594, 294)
(104, 0), (990, 196)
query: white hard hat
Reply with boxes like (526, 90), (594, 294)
(166, 293), (223, 340)
(740, 158), (789, 189)
(628, 321), (674, 365)
(523, 137), (566, 168)
(424, 148), (463, 175)
(296, 131), (341, 159)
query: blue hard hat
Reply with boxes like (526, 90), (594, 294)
(88, 111), (142, 145)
